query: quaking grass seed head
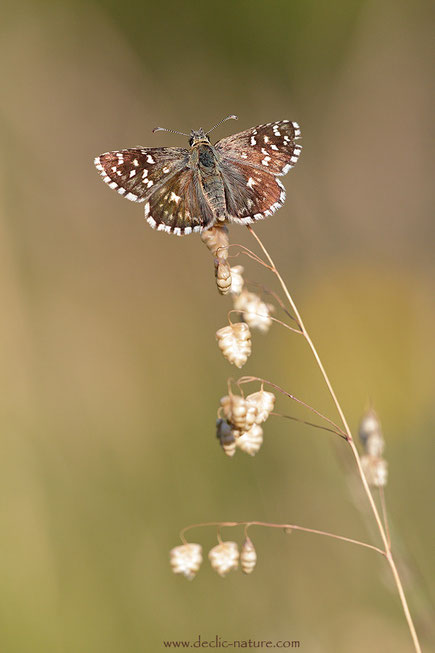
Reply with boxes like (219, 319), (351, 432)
(215, 260), (232, 295)
(359, 407), (385, 457)
(233, 289), (274, 334)
(246, 389), (275, 424)
(216, 323), (252, 368)
(361, 455), (388, 488)
(170, 543), (203, 580)
(241, 537), (257, 574)
(236, 423), (264, 456)
(229, 265), (245, 295)
(208, 541), (239, 577)
(220, 394), (257, 432)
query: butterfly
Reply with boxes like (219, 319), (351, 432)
(94, 115), (302, 236)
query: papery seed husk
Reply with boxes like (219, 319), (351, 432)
(208, 541), (239, 577)
(361, 455), (388, 488)
(233, 290), (273, 333)
(236, 424), (263, 456)
(229, 265), (244, 295)
(216, 323), (251, 368)
(246, 390), (275, 424)
(170, 543), (203, 580)
(241, 537), (257, 575)
(216, 260), (232, 295)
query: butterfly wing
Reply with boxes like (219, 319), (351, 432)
(144, 166), (214, 235)
(94, 147), (189, 202)
(215, 120), (302, 176)
(217, 159), (286, 224)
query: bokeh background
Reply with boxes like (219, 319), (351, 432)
(0, 1), (434, 651)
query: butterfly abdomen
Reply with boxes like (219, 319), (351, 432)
(195, 144), (227, 222)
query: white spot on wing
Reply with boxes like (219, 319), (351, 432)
(147, 154), (155, 164)
(247, 177), (256, 188)
(169, 191), (181, 204)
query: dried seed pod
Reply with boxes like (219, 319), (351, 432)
(236, 424), (263, 456)
(170, 543), (203, 580)
(220, 394), (257, 432)
(215, 259), (232, 295)
(233, 290), (274, 333)
(241, 537), (257, 574)
(366, 431), (385, 457)
(246, 390), (275, 424)
(200, 223), (230, 258)
(216, 418), (237, 457)
(359, 408), (381, 442)
(229, 265), (244, 295)
(361, 455), (388, 488)
(208, 541), (239, 577)
(216, 323), (252, 368)
(201, 225), (232, 295)
(359, 408), (385, 457)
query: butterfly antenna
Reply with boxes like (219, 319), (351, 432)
(152, 126), (189, 136)
(206, 114), (238, 135)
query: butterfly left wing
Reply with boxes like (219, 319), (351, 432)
(215, 120), (302, 176)
(145, 166), (215, 235)
(94, 147), (189, 202)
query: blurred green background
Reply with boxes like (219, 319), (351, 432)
(0, 1), (434, 651)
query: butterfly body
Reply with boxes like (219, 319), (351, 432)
(94, 120), (302, 235)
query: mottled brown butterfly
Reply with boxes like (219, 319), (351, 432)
(94, 115), (302, 236)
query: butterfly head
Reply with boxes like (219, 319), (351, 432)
(189, 129), (210, 147)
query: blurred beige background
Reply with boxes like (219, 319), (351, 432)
(0, 1), (434, 651)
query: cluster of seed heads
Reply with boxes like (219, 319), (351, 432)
(358, 408), (388, 487)
(170, 536), (257, 580)
(216, 389), (275, 457)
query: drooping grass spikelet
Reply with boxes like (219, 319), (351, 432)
(229, 265), (245, 295)
(241, 537), (257, 574)
(220, 393), (257, 432)
(208, 541), (239, 577)
(216, 323), (252, 368)
(361, 455), (388, 487)
(233, 289), (274, 333)
(236, 424), (263, 456)
(246, 389), (275, 424)
(170, 543), (203, 580)
(200, 224), (232, 295)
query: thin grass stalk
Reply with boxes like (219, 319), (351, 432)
(247, 226), (421, 653)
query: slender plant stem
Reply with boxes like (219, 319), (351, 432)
(180, 520), (385, 557)
(247, 226), (421, 653)
(379, 486), (391, 550)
